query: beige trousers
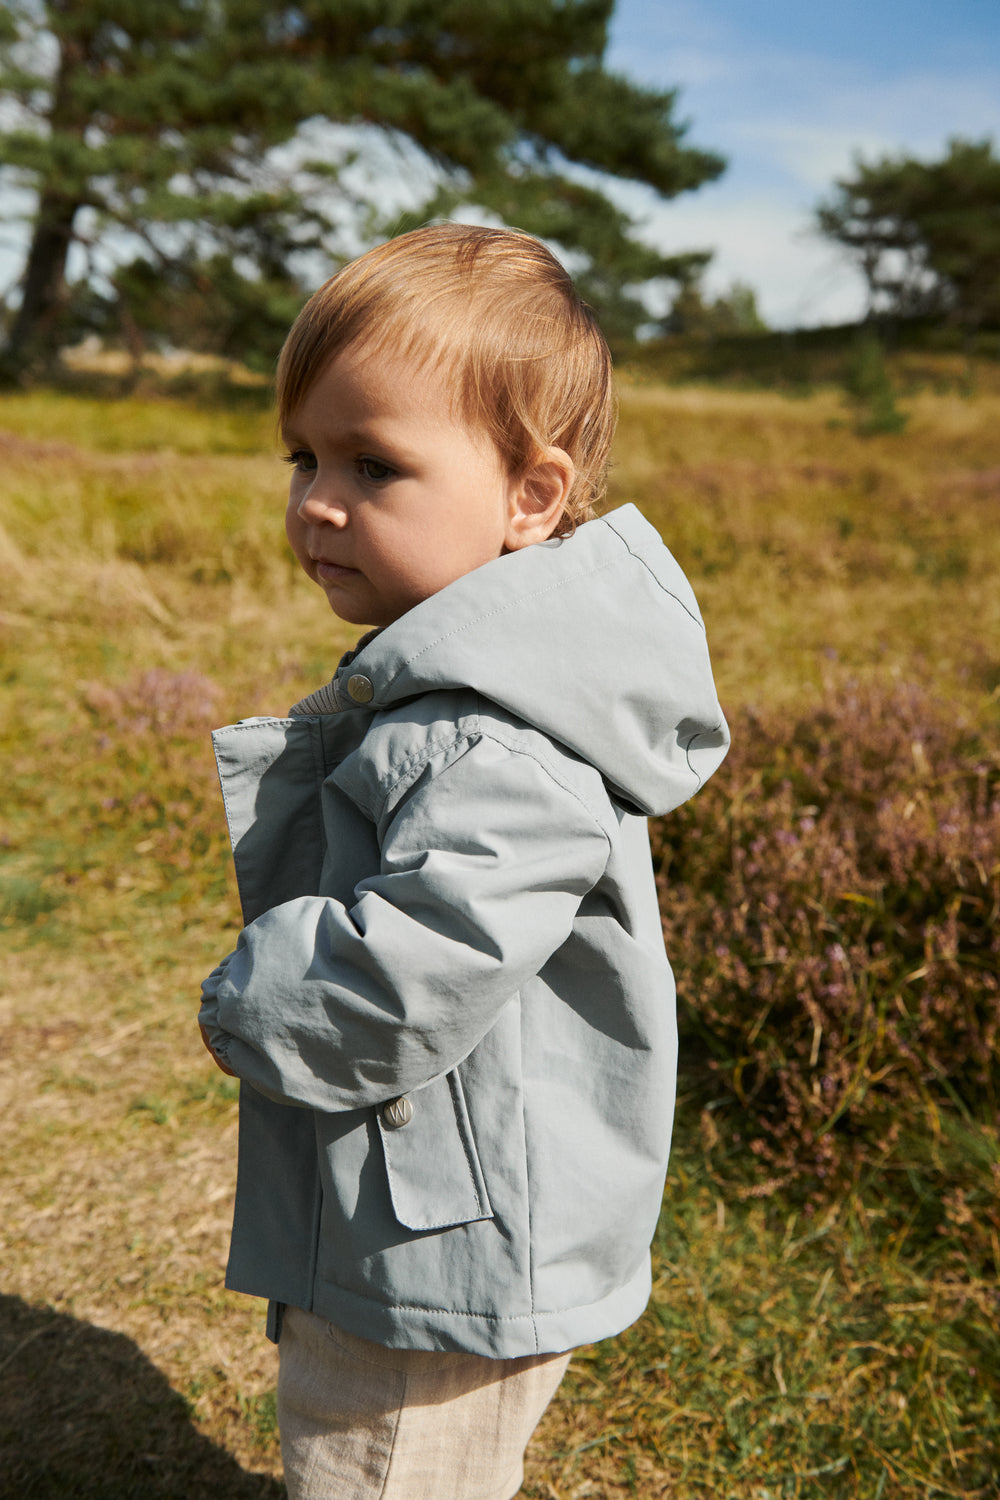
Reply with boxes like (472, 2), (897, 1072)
(276, 1304), (571, 1500)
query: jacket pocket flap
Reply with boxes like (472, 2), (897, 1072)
(377, 1070), (493, 1231)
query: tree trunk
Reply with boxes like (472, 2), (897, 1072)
(2, 191), (79, 368)
(0, 16), (87, 379)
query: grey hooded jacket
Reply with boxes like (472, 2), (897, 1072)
(198, 504), (729, 1357)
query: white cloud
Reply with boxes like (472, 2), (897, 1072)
(630, 188), (868, 327)
(742, 67), (1000, 188)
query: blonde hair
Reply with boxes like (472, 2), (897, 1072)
(276, 224), (616, 531)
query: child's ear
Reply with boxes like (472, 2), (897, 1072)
(504, 446), (576, 550)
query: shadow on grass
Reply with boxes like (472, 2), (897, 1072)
(0, 1295), (285, 1499)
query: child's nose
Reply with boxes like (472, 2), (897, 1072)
(296, 476), (349, 526)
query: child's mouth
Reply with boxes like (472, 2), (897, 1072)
(315, 560), (359, 581)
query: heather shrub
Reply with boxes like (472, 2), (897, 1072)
(82, 668), (222, 740)
(653, 677), (999, 1222)
(69, 669), (231, 906)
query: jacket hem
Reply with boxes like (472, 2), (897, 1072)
(273, 1257), (653, 1358)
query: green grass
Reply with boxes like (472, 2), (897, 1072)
(0, 387), (273, 453)
(2, 369), (998, 1497)
(543, 1183), (998, 1496)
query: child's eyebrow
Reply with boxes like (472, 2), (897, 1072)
(281, 417), (385, 444)
(279, 419), (306, 446)
(283, 418), (424, 459)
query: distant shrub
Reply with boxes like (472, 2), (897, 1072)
(653, 678), (999, 1219)
(842, 333), (908, 435)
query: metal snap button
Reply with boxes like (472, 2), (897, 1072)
(381, 1096), (414, 1129)
(346, 673), (374, 704)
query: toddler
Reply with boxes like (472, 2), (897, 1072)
(198, 224), (729, 1499)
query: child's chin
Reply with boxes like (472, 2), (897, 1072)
(327, 595), (383, 629)
(328, 601), (364, 624)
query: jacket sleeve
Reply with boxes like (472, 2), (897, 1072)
(198, 730), (611, 1111)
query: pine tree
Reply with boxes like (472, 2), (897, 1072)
(816, 137), (1000, 337)
(0, 0), (725, 374)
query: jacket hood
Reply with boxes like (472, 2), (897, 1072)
(293, 504), (729, 817)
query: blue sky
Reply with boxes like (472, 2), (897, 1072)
(606, 0), (1000, 326)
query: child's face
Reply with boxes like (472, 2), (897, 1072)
(283, 345), (527, 628)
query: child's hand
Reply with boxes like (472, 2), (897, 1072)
(200, 1023), (237, 1077)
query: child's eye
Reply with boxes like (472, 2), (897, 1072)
(282, 449), (317, 473)
(358, 456), (395, 483)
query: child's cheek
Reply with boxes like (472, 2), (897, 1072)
(285, 501), (311, 572)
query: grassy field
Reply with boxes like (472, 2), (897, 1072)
(1, 361), (998, 1497)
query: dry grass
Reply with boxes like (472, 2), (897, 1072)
(610, 378), (1000, 718)
(2, 371), (998, 1496)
